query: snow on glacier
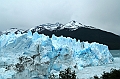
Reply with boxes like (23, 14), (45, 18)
(0, 31), (113, 79)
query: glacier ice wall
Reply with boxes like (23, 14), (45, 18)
(0, 31), (113, 79)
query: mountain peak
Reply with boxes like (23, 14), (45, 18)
(69, 20), (82, 25)
(30, 20), (85, 32)
(61, 20), (83, 30)
(2, 28), (24, 35)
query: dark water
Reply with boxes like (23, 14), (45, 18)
(110, 50), (120, 57)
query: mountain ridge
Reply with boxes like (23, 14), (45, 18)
(1, 21), (120, 50)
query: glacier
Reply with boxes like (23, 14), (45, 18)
(0, 31), (113, 79)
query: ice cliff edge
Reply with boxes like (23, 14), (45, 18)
(0, 30), (113, 79)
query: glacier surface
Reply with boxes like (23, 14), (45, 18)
(0, 31), (113, 79)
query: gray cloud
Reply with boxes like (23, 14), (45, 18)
(0, 0), (120, 35)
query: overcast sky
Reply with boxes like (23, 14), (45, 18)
(0, 0), (120, 35)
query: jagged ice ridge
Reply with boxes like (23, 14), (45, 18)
(0, 30), (113, 79)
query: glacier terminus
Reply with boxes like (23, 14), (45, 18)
(0, 29), (113, 79)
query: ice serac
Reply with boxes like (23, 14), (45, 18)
(0, 31), (113, 79)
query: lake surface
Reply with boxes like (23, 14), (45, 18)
(110, 50), (120, 57)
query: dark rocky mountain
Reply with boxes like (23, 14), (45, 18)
(1, 21), (120, 50)
(30, 21), (120, 50)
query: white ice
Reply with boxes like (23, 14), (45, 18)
(0, 31), (114, 79)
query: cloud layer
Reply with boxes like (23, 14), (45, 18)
(0, 0), (120, 35)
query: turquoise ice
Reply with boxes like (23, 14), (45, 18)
(0, 31), (113, 79)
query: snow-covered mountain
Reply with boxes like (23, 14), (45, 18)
(0, 21), (96, 35)
(0, 27), (114, 79)
(2, 28), (25, 35)
(29, 21), (120, 50)
(30, 20), (96, 33)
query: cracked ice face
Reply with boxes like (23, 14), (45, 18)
(0, 31), (113, 79)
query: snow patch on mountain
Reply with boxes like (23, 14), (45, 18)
(60, 20), (83, 30)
